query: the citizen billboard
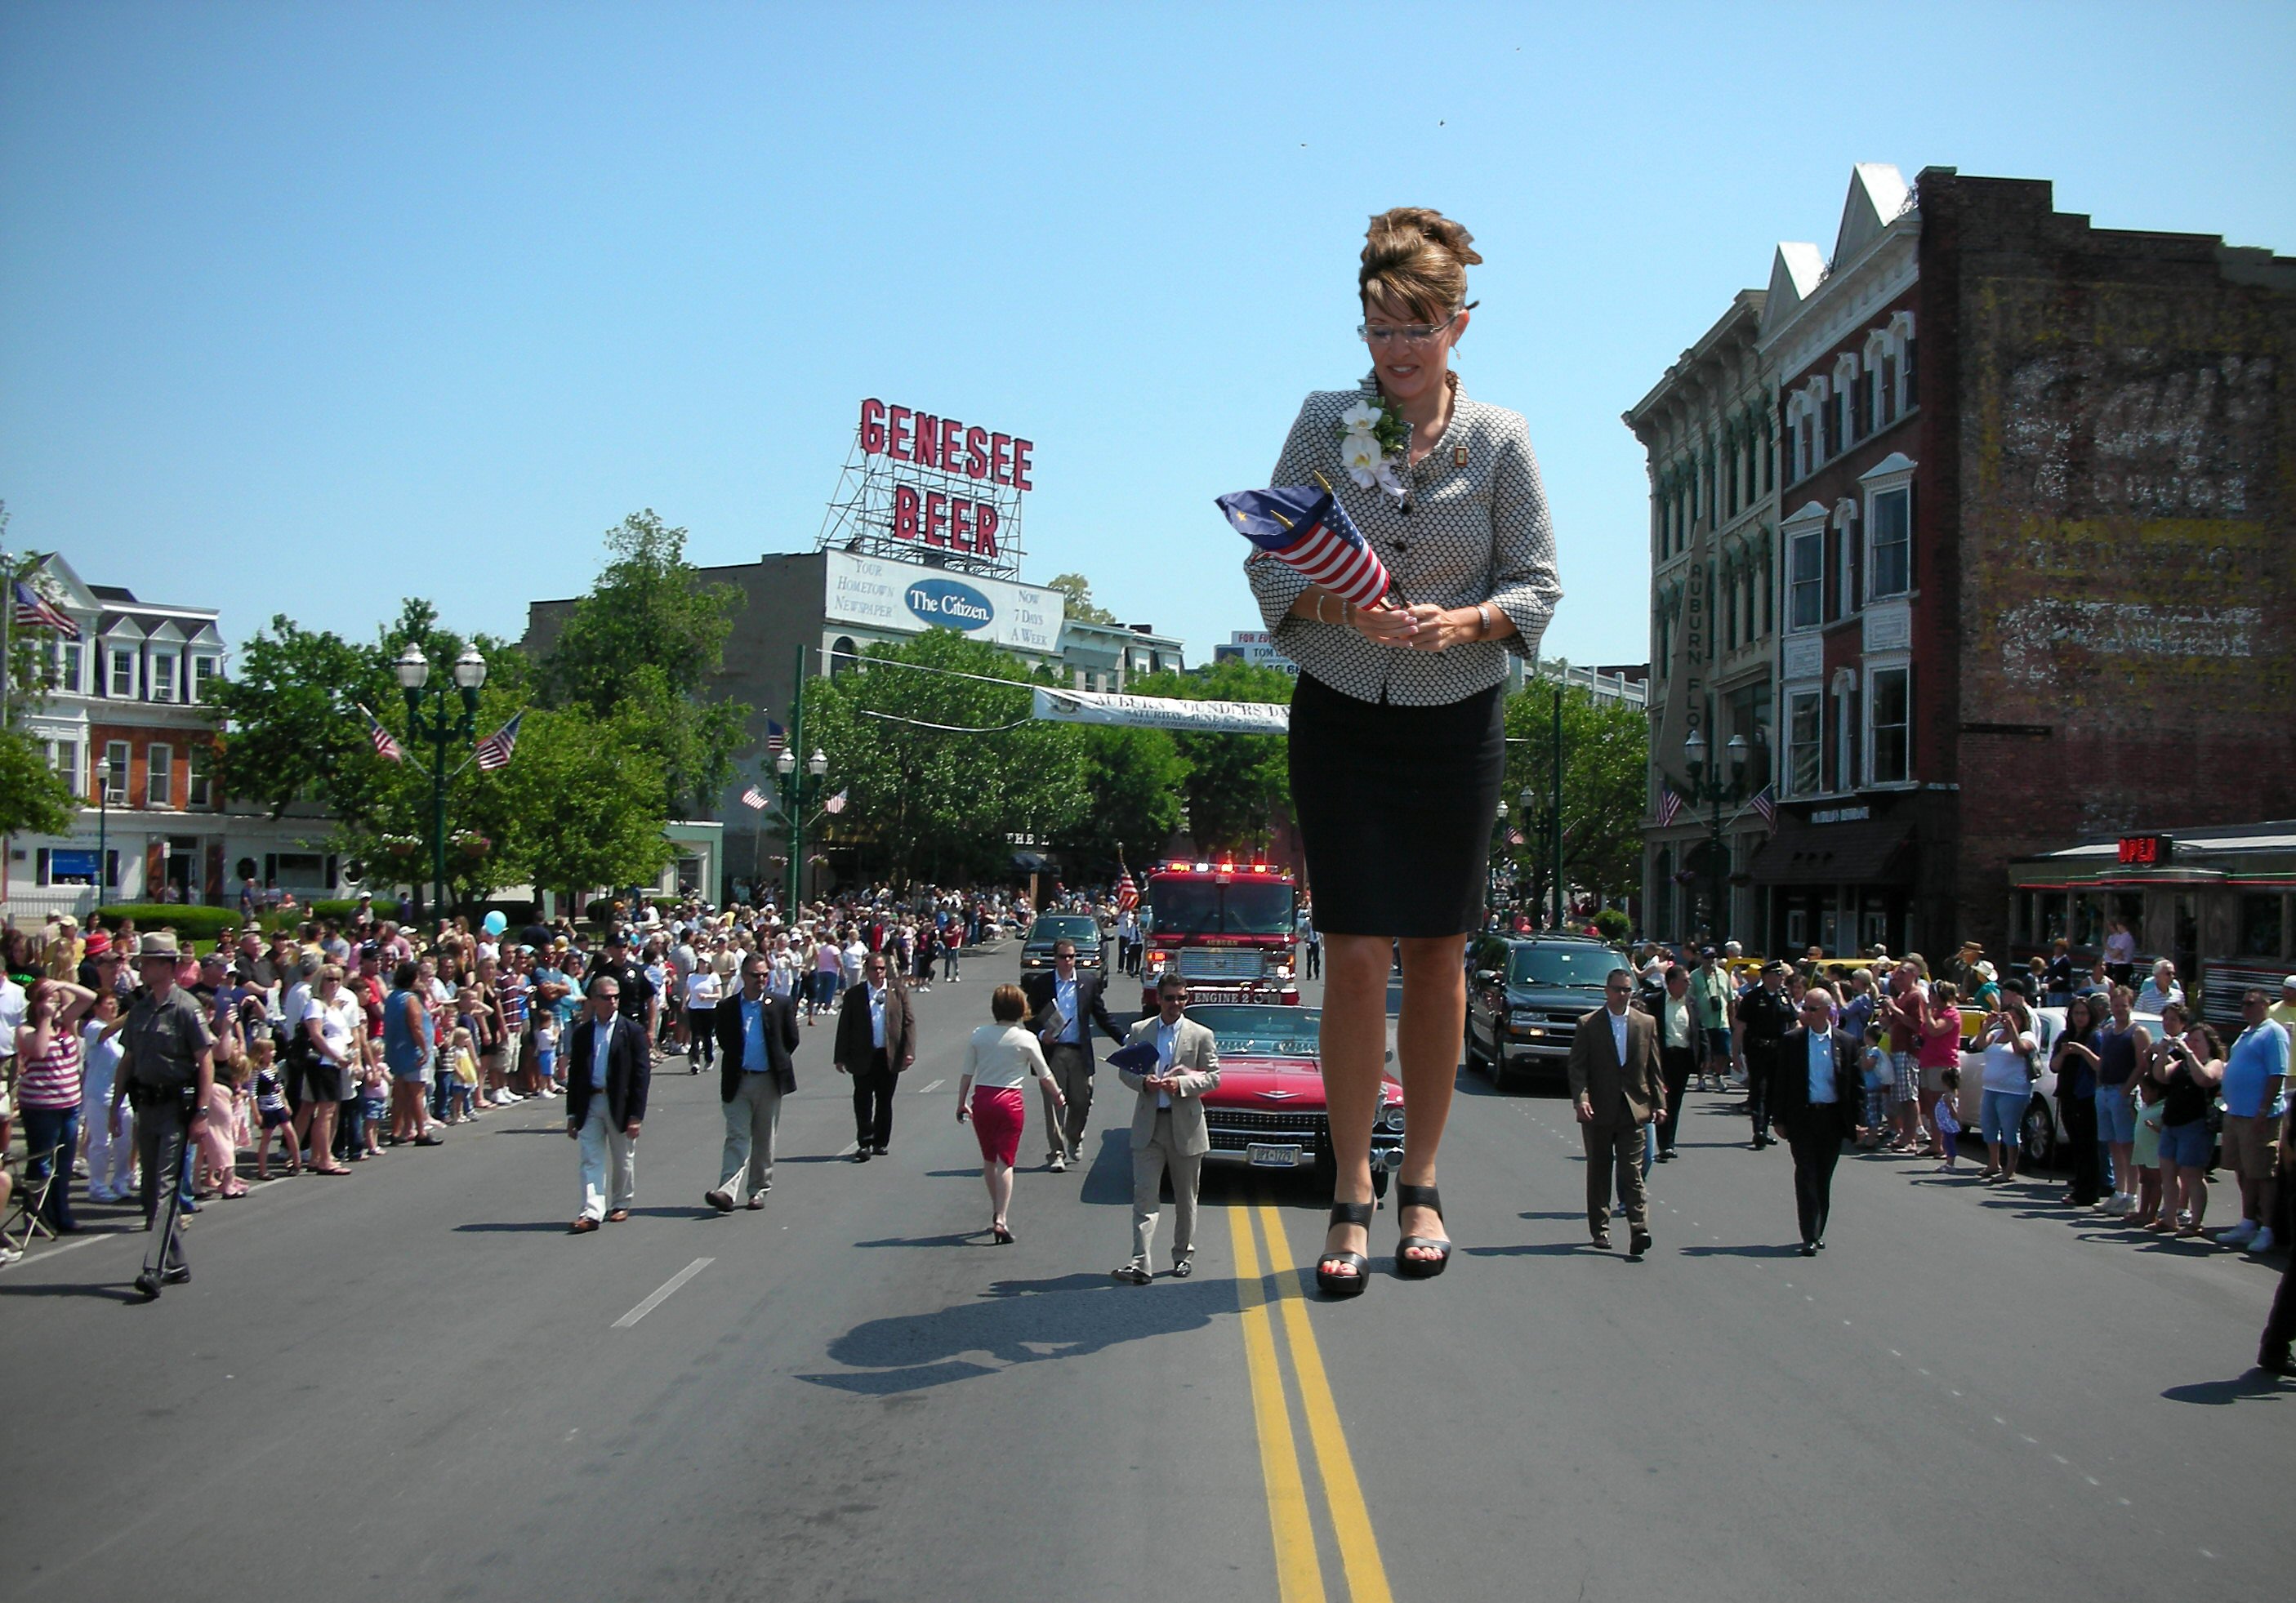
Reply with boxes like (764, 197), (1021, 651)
(823, 551), (1064, 655)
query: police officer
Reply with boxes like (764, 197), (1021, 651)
(584, 931), (658, 1043)
(108, 933), (216, 1300)
(1733, 959), (1798, 1150)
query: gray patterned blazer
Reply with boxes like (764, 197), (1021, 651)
(1245, 375), (1562, 706)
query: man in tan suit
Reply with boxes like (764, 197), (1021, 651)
(1568, 966), (1668, 1259)
(1112, 971), (1220, 1284)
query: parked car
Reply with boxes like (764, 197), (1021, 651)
(1189, 1004), (1403, 1196)
(1019, 913), (1107, 975)
(1465, 934), (1631, 1092)
(1954, 1004), (2164, 1169)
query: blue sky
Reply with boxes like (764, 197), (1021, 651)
(4, 2), (2291, 670)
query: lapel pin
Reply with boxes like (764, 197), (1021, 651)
(1452, 445), (1469, 467)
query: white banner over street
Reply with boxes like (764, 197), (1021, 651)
(1032, 687), (1289, 736)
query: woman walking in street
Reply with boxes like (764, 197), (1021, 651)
(955, 983), (1064, 1243)
(1246, 207), (1559, 1294)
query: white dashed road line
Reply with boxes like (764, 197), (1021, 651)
(612, 1256), (714, 1329)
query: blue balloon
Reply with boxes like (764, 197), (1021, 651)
(482, 911), (507, 937)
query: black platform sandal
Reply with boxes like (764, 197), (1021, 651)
(1394, 1182), (1451, 1280)
(1316, 1200), (1374, 1298)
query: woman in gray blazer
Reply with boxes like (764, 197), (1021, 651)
(1246, 208), (1561, 1296)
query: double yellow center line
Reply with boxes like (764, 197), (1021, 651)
(1230, 1200), (1394, 1603)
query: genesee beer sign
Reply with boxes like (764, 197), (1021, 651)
(858, 399), (1033, 560)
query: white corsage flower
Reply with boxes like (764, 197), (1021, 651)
(1338, 431), (1384, 478)
(1336, 399), (1384, 437)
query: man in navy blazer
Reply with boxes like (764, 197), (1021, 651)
(706, 952), (800, 1213)
(1771, 986), (1868, 1255)
(565, 972), (653, 1233)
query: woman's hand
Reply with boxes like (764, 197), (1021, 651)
(1347, 601), (1423, 646)
(1396, 603), (1489, 652)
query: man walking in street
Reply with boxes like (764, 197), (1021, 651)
(1569, 966), (1666, 1258)
(1692, 947), (1734, 1093)
(706, 954), (800, 1213)
(835, 950), (914, 1160)
(1735, 960), (1797, 1148)
(1649, 963), (1696, 1164)
(1772, 986), (1866, 1256)
(113, 934), (215, 1299)
(1112, 971), (1220, 1283)
(565, 973), (650, 1233)
(1022, 939), (1127, 1172)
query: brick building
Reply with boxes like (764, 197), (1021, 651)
(1733, 164), (2296, 959)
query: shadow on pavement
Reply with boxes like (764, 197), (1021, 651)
(801, 1271), (1240, 1396)
(851, 1231), (983, 1249)
(1462, 1241), (1594, 1258)
(1076, 1129), (1136, 1208)
(453, 1220), (572, 1232)
(1679, 1243), (1803, 1258)
(0, 1277), (145, 1302)
(2161, 1372), (2288, 1406)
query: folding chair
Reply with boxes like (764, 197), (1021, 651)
(2, 1141), (68, 1253)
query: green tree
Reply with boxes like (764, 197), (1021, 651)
(537, 510), (751, 817)
(1045, 572), (1119, 627)
(1058, 724), (1189, 882)
(1125, 660), (1295, 857)
(490, 708), (671, 908)
(0, 529), (82, 835)
(209, 616), (397, 823)
(801, 630), (1087, 887)
(1500, 680), (1648, 914)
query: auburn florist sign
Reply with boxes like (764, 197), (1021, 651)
(858, 398), (1034, 560)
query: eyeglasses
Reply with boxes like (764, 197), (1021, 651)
(1358, 309), (1465, 348)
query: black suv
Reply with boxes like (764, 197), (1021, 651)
(1019, 913), (1108, 975)
(1465, 934), (1631, 1092)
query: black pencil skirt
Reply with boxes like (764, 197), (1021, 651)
(1288, 672), (1506, 938)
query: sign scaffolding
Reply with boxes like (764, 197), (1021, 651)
(816, 398), (1032, 584)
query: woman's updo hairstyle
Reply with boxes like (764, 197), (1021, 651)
(1359, 207), (1482, 323)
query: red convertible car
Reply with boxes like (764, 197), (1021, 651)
(1188, 1004), (1405, 1196)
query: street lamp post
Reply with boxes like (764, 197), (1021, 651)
(778, 746), (830, 913)
(395, 642), (487, 924)
(1670, 725), (1759, 947)
(95, 756), (112, 898)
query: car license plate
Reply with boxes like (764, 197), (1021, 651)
(1246, 1144), (1304, 1168)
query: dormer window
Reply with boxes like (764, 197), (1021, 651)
(109, 647), (136, 698)
(151, 652), (178, 703)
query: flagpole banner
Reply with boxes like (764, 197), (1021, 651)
(1031, 687), (1289, 736)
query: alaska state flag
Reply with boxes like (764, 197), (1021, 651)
(1216, 484), (1393, 611)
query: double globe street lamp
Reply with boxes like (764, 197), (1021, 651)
(393, 642), (487, 924)
(1670, 724), (1762, 947)
(776, 745), (829, 913)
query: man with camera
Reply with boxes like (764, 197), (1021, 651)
(108, 935), (216, 1300)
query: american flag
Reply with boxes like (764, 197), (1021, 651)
(1115, 869), (1139, 912)
(1749, 785), (1777, 826)
(823, 788), (848, 815)
(1506, 830), (1526, 847)
(1656, 786), (1683, 827)
(357, 704), (403, 762)
(1215, 484), (1393, 612)
(475, 712), (523, 771)
(740, 786), (769, 811)
(765, 719), (787, 756)
(13, 580), (78, 639)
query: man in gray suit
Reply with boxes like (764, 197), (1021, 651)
(1111, 970), (1221, 1284)
(1567, 966), (1668, 1259)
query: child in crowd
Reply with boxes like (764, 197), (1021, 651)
(533, 1011), (560, 1095)
(200, 1055), (250, 1199)
(444, 1026), (480, 1124)
(80, 987), (132, 1203)
(359, 1059), (389, 1157)
(2128, 1073), (2168, 1227)
(1860, 1023), (1890, 1146)
(1933, 1066), (1963, 1170)
(247, 1035), (300, 1181)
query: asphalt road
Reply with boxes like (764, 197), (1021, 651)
(3, 951), (2289, 1602)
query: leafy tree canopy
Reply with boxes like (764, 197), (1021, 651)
(1501, 679), (1648, 909)
(1124, 660), (1295, 858)
(1045, 572), (1119, 627)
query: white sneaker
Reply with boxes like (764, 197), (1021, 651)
(499, 1090), (523, 1103)
(2214, 1219), (2258, 1245)
(2248, 1227), (2277, 1254)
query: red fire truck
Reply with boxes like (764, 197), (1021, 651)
(1139, 860), (1301, 1009)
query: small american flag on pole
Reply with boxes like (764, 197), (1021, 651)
(740, 786), (769, 811)
(1656, 786), (1683, 828)
(1506, 830), (1526, 847)
(823, 788), (848, 815)
(1115, 868), (1139, 912)
(1215, 483), (1393, 612)
(357, 705), (403, 762)
(765, 719), (787, 756)
(475, 712), (522, 772)
(1749, 785), (1777, 826)
(13, 580), (79, 639)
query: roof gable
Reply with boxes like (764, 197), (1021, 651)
(1835, 163), (1910, 265)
